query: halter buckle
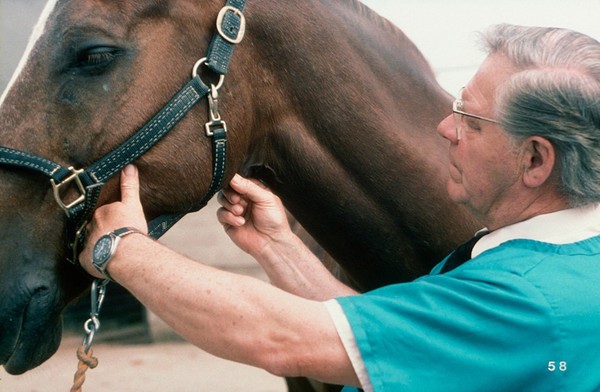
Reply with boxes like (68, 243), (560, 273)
(216, 6), (246, 45)
(51, 167), (86, 216)
(205, 84), (228, 136)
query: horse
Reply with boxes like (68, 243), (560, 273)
(0, 0), (478, 389)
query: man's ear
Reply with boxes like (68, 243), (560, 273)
(521, 136), (556, 188)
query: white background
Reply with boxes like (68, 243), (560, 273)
(361, 0), (600, 93)
(3, 1), (600, 94)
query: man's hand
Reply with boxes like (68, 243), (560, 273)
(79, 164), (148, 277)
(217, 174), (293, 258)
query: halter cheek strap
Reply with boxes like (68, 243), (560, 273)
(0, 0), (247, 264)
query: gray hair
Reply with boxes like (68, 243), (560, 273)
(480, 24), (600, 206)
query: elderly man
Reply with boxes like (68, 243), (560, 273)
(80, 24), (600, 391)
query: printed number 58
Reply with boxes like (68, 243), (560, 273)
(548, 361), (567, 372)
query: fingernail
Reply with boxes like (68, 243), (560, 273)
(123, 164), (136, 176)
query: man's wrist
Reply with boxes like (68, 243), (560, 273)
(91, 227), (145, 281)
(253, 232), (303, 266)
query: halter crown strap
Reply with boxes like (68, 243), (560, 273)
(207, 0), (247, 74)
(146, 0), (246, 237)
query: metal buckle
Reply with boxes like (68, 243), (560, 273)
(205, 120), (228, 137)
(205, 84), (228, 137)
(51, 166), (86, 216)
(216, 5), (246, 45)
(67, 220), (89, 265)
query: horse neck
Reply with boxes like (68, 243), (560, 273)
(235, 1), (477, 288)
(241, 0), (452, 177)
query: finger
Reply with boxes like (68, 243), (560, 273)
(120, 164), (142, 206)
(217, 191), (247, 216)
(216, 206), (246, 227)
(218, 187), (241, 206)
(229, 174), (273, 204)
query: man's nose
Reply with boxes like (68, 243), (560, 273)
(437, 114), (459, 144)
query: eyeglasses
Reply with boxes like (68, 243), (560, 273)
(452, 88), (501, 140)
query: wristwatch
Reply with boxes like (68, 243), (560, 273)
(92, 227), (144, 280)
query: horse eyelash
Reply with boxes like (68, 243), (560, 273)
(72, 47), (122, 70)
(83, 51), (117, 65)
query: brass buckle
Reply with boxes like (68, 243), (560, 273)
(51, 167), (86, 216)
(216, 6), (246, 45)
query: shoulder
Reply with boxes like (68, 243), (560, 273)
(334, 237), (600, 391)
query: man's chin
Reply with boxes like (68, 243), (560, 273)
(446, 181), (467, 205)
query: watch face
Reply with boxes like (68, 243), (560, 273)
(93, 235), (114, 265)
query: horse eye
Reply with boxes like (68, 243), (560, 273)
(74, 46), (121, 72)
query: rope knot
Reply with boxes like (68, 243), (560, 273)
(76, 345), (99, 368)
(70, 344), (99, 392)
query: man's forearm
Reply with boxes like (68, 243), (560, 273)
(105, 234), (359, 386)
(253, 233), (358, 300)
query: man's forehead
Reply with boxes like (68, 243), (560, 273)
(463, 54), (518, 109)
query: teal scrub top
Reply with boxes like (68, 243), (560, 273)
(337, 236), (600, 391)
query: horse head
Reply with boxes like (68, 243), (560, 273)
(0, 0), (257, 373)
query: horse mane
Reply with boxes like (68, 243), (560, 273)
(347, 0), (409, 41)
(341, 0), (435, 74)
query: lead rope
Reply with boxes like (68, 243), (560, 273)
(70, 279), (109, 392)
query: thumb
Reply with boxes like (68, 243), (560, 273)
(120, 164), (142, 206)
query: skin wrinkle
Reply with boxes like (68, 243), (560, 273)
(442, 53), (570, 231)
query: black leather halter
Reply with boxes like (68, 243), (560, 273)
(0, 0), (247, 264)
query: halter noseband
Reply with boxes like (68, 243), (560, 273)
(0, 0), (247, 264)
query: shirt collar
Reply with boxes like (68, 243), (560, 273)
(472, 203), (600, 258)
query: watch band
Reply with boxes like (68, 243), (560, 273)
(94, 227), (144, 281)
(113, 226), (144, 238)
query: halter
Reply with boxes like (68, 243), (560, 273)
(0, 0), (247, 264)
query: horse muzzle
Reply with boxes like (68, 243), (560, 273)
(0, 267), (64, 374)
